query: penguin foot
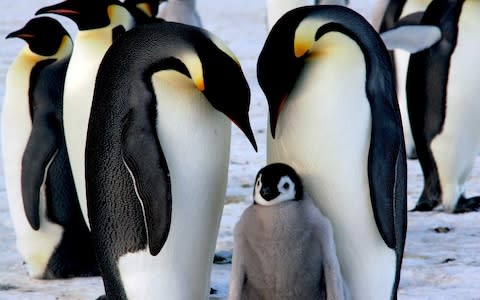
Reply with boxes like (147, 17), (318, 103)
(411, 199), (439, 212)
(453, 196), (480, 213)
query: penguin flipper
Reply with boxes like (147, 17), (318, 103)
(121, 108), (172, 256)
(369, 141), (407, 250)
(21, 113), (61, 230)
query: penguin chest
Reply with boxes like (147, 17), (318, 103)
(117, 71), (231, 300)
(62, 34), (113, 224)
(2, 57), (35, 229)
(152, 70), (231, 231)
(439, 1), (480, 144)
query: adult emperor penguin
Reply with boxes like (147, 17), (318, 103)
(266, 0), (349, 30)
(2, 17), (98, 279)
(407, 0), (480, 213)
(85, 21), (257, 299)
(257, 6), (407, 300)
(36, 0), (137, 226)
(158, 0), (202, 27)
(229, 163), (350, 300)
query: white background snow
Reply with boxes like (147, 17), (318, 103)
(0, 0), (479, 299)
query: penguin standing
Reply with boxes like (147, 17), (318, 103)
(85, 21), (256, 299)
(407, 0), (480, 213)
(36, 0), (137, 226)
(1, 17), (98, 279)
(229, 163), (350, 300)
(257, 6), (407, 299)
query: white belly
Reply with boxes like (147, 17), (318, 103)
(118, 71), (231, 300)
(1, 51), (63, 278)
(430, 1), (480, 211)
(63, 32), (113, 227)
(267, 34), (396, 299)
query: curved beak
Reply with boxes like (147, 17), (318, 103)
(36, 0), (81, 17)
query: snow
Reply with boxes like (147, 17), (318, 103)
(1, 0), (479, 299)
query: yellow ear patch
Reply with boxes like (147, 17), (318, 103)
(136, 3), (153, 17)
(294, 14), (331, 58)
(180, 51), (205, 92)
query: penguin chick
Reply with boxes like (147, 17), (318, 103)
(229, 163), (350, 300)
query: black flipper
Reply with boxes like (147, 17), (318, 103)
(121, 106), (171, 256)
(21, 113), (61, 230)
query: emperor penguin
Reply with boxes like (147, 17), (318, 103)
(158, 0), (202, 27)
(407, 0), (480, 213)
(229, 163), (350, 300)
(2, 17), (98, 279)
(36, 0), (137, 227)
(257, 6), (407, 300)
(85, 21), (257, 299)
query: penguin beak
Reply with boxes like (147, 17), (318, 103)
(231, 116), (258, 152)
(36, 0), (81, 17)
(6, 30), (34, 40)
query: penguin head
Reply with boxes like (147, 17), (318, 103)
(253, 163), (303, 206)
(6, 17), (72, 57)
(257, 5), (384, 138)
(36, 0), (131, 31)
(179, 28), (258, 151)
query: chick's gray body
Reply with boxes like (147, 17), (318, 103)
(230, 197), (347, 300)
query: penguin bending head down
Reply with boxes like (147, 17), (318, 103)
(2, 17), (98, 279)
(258, 5), (408, 300)
(86, 21), (256, 299)
(229, 163), (350, 300)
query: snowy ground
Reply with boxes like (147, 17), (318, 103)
(1, 0), (479, 299)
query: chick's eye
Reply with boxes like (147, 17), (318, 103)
(283, 182), (290, 189)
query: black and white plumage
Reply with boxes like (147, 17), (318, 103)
(85, 21), (256, 299)
(258, 6), (407, 299)
(407, 0), (480, 213)
(229, 163), (349, 300)
(2, 17), (98, 279)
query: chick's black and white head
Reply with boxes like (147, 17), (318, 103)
(254, 163), (303, 206)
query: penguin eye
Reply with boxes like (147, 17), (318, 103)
(283, 182), (290, 189)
